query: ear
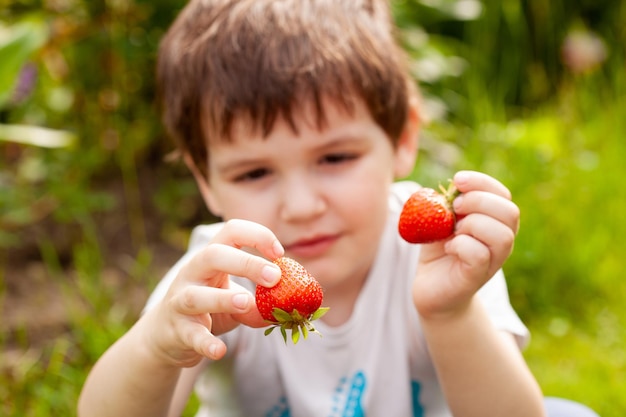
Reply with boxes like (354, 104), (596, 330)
(183, 153), (223, 217)
(393, 97), (421, 179)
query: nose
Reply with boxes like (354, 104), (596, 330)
(278, 174), (326, 222)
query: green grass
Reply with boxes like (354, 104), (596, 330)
(526, 315), (625, 416)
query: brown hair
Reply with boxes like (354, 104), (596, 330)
(157, 0), (414, 177)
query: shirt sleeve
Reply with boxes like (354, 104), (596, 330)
(477, 270), (530, 348)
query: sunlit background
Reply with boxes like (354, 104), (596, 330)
(1, 0), (624, 415)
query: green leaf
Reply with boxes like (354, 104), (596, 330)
(271, 308), (293, 322)
(0, 18), (48, 107)
(310, 307), (330, 321)
(291, 309), (304, 321)
(291, 328), (300, 344)
(264, 326), (276, 336)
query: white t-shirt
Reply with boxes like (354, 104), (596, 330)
(145, 181), (529, 417)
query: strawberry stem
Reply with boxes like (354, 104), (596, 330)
(439, 180), (460, 206)
(264, 306), (329, 344)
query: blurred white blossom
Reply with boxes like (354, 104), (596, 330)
(561, 28), (608, 74)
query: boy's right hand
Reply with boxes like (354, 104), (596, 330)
(139, 219), (284, 367)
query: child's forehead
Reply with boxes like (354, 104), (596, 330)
(205, 94), (366, 146)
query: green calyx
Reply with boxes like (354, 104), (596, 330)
(263, 306), (330, 344)
(439, 180), (461, 207)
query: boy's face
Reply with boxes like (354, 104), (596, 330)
(195, 97), (418, 292)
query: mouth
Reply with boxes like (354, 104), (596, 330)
(284, 234), (339, 258)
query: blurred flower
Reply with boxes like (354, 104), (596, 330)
(561, 28), (608, 75)
(98, 88), (121, 112)
(10, 63), (38, 105)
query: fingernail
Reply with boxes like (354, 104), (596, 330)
(454, 171), (469, 185)
(208, 343), (218, 358)
(272, 240), (284, 258)
(261, 264), (281, 286)
(232, 293), (250, 310)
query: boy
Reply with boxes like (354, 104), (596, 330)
(78, 1), (596, 416)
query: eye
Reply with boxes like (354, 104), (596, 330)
(320, 153), (357, 165)
(233, 167), (270, 182)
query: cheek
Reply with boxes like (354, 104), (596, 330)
(331, 175), (390, 228)
(207, 186), (273, 223)
(332, 156), (394, 216)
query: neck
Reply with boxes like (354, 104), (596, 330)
(320, 268), (369, 327)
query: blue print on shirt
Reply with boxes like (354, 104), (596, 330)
(411, 380), (424, 417)
(265, 373), (427, 416)
(329, 370), (367, 417)
(265, 396), (291, 417)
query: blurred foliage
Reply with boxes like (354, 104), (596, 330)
(1, 0), (624, 416)
(0, 0), (204, 253)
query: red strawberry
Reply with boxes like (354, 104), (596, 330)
(398, 182), (460, 244)
(255, 257), (329, 344)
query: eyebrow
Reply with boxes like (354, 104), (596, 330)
(212, 153), (270, 177)
(212, 123), (376, 174)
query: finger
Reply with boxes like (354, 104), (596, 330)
(193, 312), (214, 332)
(179, 320), (227, 360)
(444, 234), (491, 284)
(213, 219), (284, 259)
(182, 285), (267, 332)
(453, 171), (512, 200)
(455, 213), (516, 258)
(170, 285), (255, 316)
(453, 191), (520, 234)
(181, 243), (282, 287)
(452, 215), (515, 279)
(227, 280), (267, 327)
(231, 310), (269, 329)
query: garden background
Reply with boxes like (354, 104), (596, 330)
(1, 0), (624, 415)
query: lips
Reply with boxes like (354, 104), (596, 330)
(284, 234), (339, 258)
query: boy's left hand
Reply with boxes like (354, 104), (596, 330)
(413, 170), (520, 319)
